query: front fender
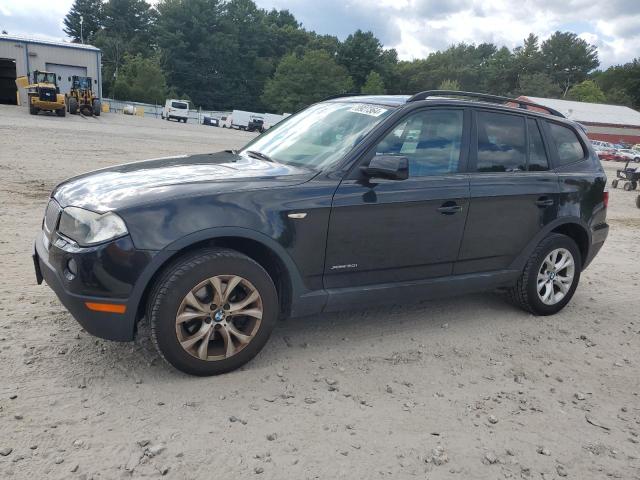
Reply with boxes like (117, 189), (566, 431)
(125, 226), (317, 334)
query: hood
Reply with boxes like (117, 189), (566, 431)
(53, 151), (315, 212)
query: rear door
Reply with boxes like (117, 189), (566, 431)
(456, 111), (559, 274)
(324, 107), (471, 289)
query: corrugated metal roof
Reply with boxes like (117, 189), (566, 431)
(0, 34), (99, 52)
(521, 96), (640, 127)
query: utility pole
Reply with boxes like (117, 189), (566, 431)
(80, 15), (84, 44)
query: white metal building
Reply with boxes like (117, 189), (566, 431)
(0, 34), (101, 106)
(518, 96), (640, 145)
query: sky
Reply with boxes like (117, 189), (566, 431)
(1, 0), (639, 68)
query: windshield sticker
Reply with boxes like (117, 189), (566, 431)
(348, 104), (388, 117)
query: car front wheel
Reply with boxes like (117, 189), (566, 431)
(148, 248), (278, 376)
(507, 233), (581, 316)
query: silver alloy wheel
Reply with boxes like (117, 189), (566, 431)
(536, 248), (575, 306)
(175, 275), (263, 361)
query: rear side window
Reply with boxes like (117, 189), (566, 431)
(476, 112), (526, 172)
(527, 119), (549, 171)
(548, 123), (586, 165)
(172, 102), (188, 109)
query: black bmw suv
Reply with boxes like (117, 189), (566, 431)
(33, 91), (609, 375)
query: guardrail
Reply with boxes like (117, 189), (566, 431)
(102, 98), (229, 125)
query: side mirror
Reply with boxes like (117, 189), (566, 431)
(362, 155), (409, 180)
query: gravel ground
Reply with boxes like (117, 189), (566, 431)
(0, 104), (639, 480)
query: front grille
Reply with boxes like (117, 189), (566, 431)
(43, 199), (61, 238)
(39, 88), (57, 102)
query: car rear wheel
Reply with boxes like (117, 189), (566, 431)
(507, 233), (581, 316)
(148, 248), (278, 376)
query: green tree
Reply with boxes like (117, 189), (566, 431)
(63, 0), (103, 43)
(605, 88), (632, 106)
(482, 46), (517, 95)
(439, 79), (460, 91)
(262, 50), (354, 112)
(513, 33), (544, 75)
(541, 31), (599, 95)
(567, 80), (606, 103)
(515, 73), (562, 98)
(337, 30), (392, 90)
(93, 0), (155, 96)
(111, 54), (169, 103)
(361, 71), (385, 94)
(592, 59), (640, 109)
(155, 0), (225, 108)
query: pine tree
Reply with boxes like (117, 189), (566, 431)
(63, 0), (103, 44)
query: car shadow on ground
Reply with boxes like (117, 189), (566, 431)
(86, 291), (525, 383)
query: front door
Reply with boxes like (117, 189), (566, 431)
(456, 111), (559, 274)
(324, 108), (471, 289)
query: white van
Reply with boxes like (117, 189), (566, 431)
(162, 99), (190, 123)
(220, 114), (233, 128)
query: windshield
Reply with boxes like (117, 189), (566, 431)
(74, 77), (92, 89)
(172, 102), (188, 109)
(35, 72), (56, 84)
(241, 102), (394, 169)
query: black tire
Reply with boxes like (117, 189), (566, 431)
(636, 195), (640, 209)
(623, 182), (632, 191)
(507, 233), (581, 316)
(632, 181), (638, 191)
(611, 179), (618, 188)
(634, 157), (640, 163)
(29, 104), (38, 115)
(68, 97), (78, 115)
(147, 248), (279, 376)
(56, 107), (65, 117)
(93, 99), (101, 116)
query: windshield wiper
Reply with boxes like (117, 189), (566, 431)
(245, 150), (276, 163)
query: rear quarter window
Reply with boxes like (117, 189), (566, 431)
(547, 123), (586, 166)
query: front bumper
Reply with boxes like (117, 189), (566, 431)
(33, 231), (154, 341)
(33, 100), (64, 110)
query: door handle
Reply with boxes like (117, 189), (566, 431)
(437, 202), (463, 215)
(535, 197), (554, 207)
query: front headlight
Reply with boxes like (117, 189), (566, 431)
(58, 207), (128, 247)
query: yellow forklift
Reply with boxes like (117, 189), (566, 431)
(66, 75), (101, 116)
(26, 70), (66, 116)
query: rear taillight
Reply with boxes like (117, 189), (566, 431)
(603, 186), (609, 208)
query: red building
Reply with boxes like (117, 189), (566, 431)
(518, 96), (640, 145)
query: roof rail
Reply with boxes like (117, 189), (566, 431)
(407, 90), (565, 118)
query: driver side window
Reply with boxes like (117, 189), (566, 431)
(374, 109), (463, 177)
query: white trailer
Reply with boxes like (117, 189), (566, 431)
(261, 113), (285, 130)
(230, 110), (265, 131)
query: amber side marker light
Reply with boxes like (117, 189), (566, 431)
(85, 302), (127, 314)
